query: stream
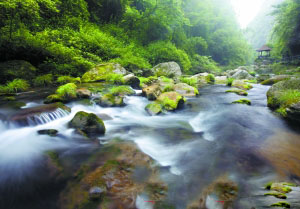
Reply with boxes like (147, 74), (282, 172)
(0, 84), (300, 209)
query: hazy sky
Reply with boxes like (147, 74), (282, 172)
(231, 0), (264, 28)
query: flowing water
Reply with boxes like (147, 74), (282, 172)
(0, 84), (300, 209)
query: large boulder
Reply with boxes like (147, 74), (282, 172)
(267, 78), (300, 121)
(82, 63), (127, 82)
(157, 92), (185, 111)
(261, 75), (290, 85)
(142, 84), (161, 100)
(0, 60), (37, 84)
(174, 83), (199, 97)
(76, 88), (91, 99)
(231, 70), (254, 80)
(151, 62), (182, 78)
(96, 94), (125, 107)
(10, 103), (71, 126)
(68, 111), (106, 137)
(232, 80), (253, 90)
(123, 74), (140, 89)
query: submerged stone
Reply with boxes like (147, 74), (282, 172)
(37, 129), (58, 137)
(232, 99), (251, 105)
(145, 102), (163, 116)
(226, 88), (248, 96)
(89, 186), (106, 200)
(270, 201), (290, 208)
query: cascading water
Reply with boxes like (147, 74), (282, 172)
(26, 108), (70, 126)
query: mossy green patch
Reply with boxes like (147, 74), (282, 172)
(264, 192), (287, 199)
(56, 83), (77, 99)
(179, 77), (197, 87)
(57, 76), (81, 84)
(44, 94), (65, 104)
(34, 74), (53, 87)
(270, 201), (290, 208)
(226, 88), (248, 96)
(145, 102), (163, 115)
(227, 78), (235, 86)
(109, 85), (135, 96)
(0, 79), (30, 93)
(232, 99), (251, 105)
(206, 74), (215, 84)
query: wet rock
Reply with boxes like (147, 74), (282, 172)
(89, 186), (106, 200)
(76, 88), (91, 99)
(142, 84), (161, 100)
(226, 88), (248, 96)
(10, 102), (71, 126)
(157, 91), (185, 111)
(145, 102), (163, 116)
(123, 73), (140, 89)
(232, 80), (253, 90)
(97, 113), (113, 121)
(215, 76), (227, 84)
(261, 75), (290, 85)
(37, 129), (58, 137)
(264, 192), (287, 199)
(174, 83), (199, 97)
(231, 70), (254, 80)
(96, 94), (125, 107)
(82, 63), (127, 82)
(232, 99), (251, 105)
(257, 74), (272, 83)
(44, 94), (65, 104)
(0, 60), (37, 83)
(68, 111), (106, 137)
(151, 62), (182, 78)
(286, 102), (300, 122)
(270, 201), (291, 208)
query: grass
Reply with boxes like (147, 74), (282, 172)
(57, 76), (81, 84)
(162, 84), (175, 92)
(105, 73), (124, 84)
(226, 78), (234, 86)
(33, 74), (53, 87)
(206, 74), (215, 84)
(0, 79), (30, 93)
(179, 77), (197, 87)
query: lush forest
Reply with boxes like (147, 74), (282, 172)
(0, 0), (253, 81)
(270, 0), (300, 57)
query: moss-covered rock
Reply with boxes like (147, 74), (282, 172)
(174, 83), (199, 97)
(270, 183), (292, 194)
(232, 80), (253, 90)
(261, 75), (290, 85)
(145, 102), (163, 116)
(38, 129), (58, 137)
(82, 63), (127, 83)
(215, 76), (227, 84)
(270, 201), (290, 208)
(205, 74), (215, 84)
(264, 192), (287, 199)
(226, 88), (248, 96)
(232, 99), (251, 105)
(44, 94), (66, 104)
(267, 78), (300, 120)
(123, 74), (140, 89)
(157, 92), (185, 111)
(96, 94), (124, 107)
(45, 83), (78, 104)
(68, 111), (105, 137)
(142, 84), (162, 100)
(109, 85), (135, 96)
(0, 60), (36, 84)
(151, 62), (182, 78)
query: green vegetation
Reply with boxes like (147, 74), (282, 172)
(162, 84), (175, 93)
(270, 201), (290, 208)
(227, 78), (235, 86)
(109, 86), (135, 96)
(56, 83), (77, 99)
(226, 89), (248, 96)
(273, 90), (300, 116)
(180, 77), (197, 87)
(264, 192), (287, 199)
(34, 74), (53, 87)
(105, 74), (124, 84)
(0, 0), (253, 81)
(57, 76), (81, 84)
(0, 79), (30, 93)
(232, 99), (251, 105)
(206, 74), (215, 84)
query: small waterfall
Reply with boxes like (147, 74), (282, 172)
(27, 108), (70, 126)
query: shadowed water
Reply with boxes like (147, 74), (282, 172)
(0, 84), (300, 209)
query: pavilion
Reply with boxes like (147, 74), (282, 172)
(256, 45), (272, 57)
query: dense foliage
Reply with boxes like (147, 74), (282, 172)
(0, 0), (252, 82)
(271, 0), (300, 57)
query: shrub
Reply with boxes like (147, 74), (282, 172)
(6, 79), (30, 93)
(56, 83), (77, 98)
(206, 74), (215, 84)
(227, 78), (235, 86)
(34, 74), (53, 87)
(57, 76), (81, 84)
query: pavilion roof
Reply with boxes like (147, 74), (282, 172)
(256, 45), (272, 52)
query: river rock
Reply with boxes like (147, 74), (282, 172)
(157, 91), (185, 111)
(123, 74), (140, 89)
(257, 74), (272, 82)
(142, 84), (161, 100)
(232, 99), (251, 105)
(89, 186), (106, 200)
(76, 88), (91, 98)
(231, 70), (254, 80)
(151, 62), (182, 78)
(10, 103), (71, 126)
(226, 88), (248, 96)
(286, 102), (300, 122)
(37, 129), (58, 137)
(232, 80), (253, 90)
(174, 83), (199, 97)
(145, 102), (163, 116)
(215, 76), (227, 84)
(68, 111), (106, 137)
(261, 75), (290, 85)
(0, 60), (36, 84)
(82, 63), (127, 82)
(96, 94), (125, 107)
